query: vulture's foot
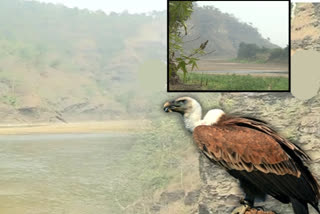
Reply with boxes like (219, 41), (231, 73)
(244, 208), (277, 214)
(232, 204), (277, 214)
(252, 206), (264, 210)
(231, 204), (250, 214)
(239, 198), (253, 207)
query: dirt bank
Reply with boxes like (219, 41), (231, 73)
(0, 120), (149, 135)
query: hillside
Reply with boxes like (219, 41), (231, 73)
(183, 5), (279, 59)
(0, 0), (166, 123)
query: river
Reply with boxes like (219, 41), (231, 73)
(193, 59), (289, 77)
(0, 133), (136, 214)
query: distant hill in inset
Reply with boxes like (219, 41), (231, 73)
(183, 5), (279, 59)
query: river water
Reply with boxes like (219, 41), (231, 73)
(0, 133), (136, 214)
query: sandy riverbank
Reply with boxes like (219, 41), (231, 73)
(0, 120), (150, 135)
(195, 59), (288, 74)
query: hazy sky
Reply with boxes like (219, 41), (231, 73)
(197, 1), (289, 48)
(34, 0), (166, 14)
(292, 0), (320, 1)
(33, 0), (288, 47)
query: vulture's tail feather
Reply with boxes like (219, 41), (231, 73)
(311, 204), (320, 214)
(290, 198), (308, 214)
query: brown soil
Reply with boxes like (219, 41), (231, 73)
(169, 82), (202, 91)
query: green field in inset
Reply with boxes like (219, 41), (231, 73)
(178, 73), (289, 91)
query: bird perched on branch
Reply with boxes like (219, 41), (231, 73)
(163, 96), (320, 214)
(200, 40), (209, 50)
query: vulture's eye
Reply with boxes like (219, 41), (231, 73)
(179, 100), (186, 104)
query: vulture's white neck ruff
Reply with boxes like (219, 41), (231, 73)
(183, 100), (225, 132)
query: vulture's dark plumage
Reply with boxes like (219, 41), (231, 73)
(164, 97), (320, 214)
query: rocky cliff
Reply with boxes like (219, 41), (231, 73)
(291, 3), (320, 54)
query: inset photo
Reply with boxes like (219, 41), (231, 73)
(168, 1), (290, 92)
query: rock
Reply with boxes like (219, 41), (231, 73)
(184, 189), (201, 206)
(159, 190), (185, 205)
(17, 107), (40, 118)
(198, 204), (211, 214)
(150, 204), (161, 212)
(292, 3), (320, 53)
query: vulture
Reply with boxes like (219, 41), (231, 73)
(163, 96), (320, 214)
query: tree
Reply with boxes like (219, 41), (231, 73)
(237, 42), (260, 59)
(168, 1), (207, 84)
(268, 46), (288, 62)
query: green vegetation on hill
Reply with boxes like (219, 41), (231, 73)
(236, 42), (289, 63)
(0, 0), (166, 122)
(0, 0), (150, 63)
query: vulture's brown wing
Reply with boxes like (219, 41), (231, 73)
(221, 117), (310, 162)
(193, 124), (320, 204)
(193, 125), (300, 177)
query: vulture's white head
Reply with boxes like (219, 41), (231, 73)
(163, 97), (224, 132)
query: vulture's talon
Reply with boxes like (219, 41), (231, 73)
(254, 206), (264, 210)
(239, 199), (253, 207)
(231, 204), (250, 214)
(239, 197), (245, 204)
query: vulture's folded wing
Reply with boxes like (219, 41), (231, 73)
(193, 125), (300, 177)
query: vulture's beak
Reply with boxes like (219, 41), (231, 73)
(163, 101), (173, 113)
(163, 99), (187, 115)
